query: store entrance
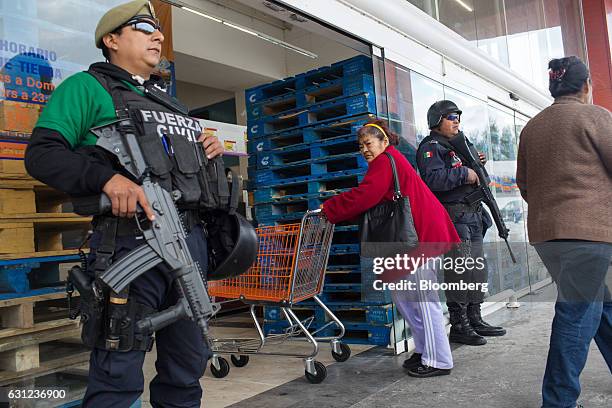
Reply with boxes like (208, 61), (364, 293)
(167, 0), (376, 215)
(163, 0), (406, 355)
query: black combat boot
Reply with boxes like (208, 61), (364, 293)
(467, 303), (506, 337)
(447, 303), (487, 346)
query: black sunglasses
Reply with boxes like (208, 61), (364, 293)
(120, 18), (161, 35)
(445, 113), (460, 122)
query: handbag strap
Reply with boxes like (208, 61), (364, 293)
(383, 152), (402, 200)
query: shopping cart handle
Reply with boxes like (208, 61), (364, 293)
(307, 209), (322, 215)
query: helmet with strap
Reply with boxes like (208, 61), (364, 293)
(427, 100), (462, 129)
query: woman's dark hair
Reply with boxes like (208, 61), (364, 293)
(101, 27), (124, 62)
(357, 118), (400, 146)
(548, 56), (590, 98)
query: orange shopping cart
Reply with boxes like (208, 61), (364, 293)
(207, 209), (350, 383)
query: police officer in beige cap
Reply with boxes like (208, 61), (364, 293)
(25, 1), (224, 407)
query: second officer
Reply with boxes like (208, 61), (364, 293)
(416, 100), (506, 346)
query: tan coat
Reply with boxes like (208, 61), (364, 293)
(516, 96), (612, 243)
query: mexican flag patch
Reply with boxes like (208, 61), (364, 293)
(424, 151), (432, 158)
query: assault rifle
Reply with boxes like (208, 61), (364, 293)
(448, 132), (517, 263)
(71, 119), (216, 345)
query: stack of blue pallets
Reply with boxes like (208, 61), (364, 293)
(0, 254), (81, 297)
(246, 55), (396, 346)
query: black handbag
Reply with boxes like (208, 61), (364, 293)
(359, 152), (419, 258)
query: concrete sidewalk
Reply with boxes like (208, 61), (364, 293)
(230, 284), (611, 408)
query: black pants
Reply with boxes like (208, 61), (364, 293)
(82, 225), (210, 408)
(444, 210), (488, 305)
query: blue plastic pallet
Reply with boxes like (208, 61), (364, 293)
(255, 168), (366, 190)
(0, 254), (81, 293)
(253, 187), (349, 206)
(330, 228), (359, 245)
(245, 55), (373, 106)
(253, 152), (367, 184)
(257, 190), (346, 206)
(327, 255), (361, 273)
(324, 257), (393, 304)
(298, 55), (373, 89)
(326, 264), (361, 273)
(360, 258), (394, 303)
(331, 322), (392, 346)
(247, 92), (299, 122)
(333, 225), (359, 232)
(0, 254), (81, 267)
(0, 263), (39, 294)
(330, 244), (360, 254)
(245, 77), (301, 106)
(254, 196), (323, 219)
(324, 272), (362, 287)
(263, 320), (391, 346)
(248, 93), (376, 138)
(0, 285), (65, 300)
(248, 74), (375, 121)
(250, 169), (366, 198)
(255, 211), (307, 225)
(300, 74), (374, 107)
(253, 134), (360, 170)
(317, 289), (361, 304)
(253, 150), (364, 178)
(248, 115), (371, 154)
(264, 302), (394, 325)
(247, 130), (363, 170)
(323, 283), (362, 293)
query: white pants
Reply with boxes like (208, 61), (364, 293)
(391, 262), (453, 369)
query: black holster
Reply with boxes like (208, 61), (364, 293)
(74, 216), (157, 352)
(78, 286), (156, 352)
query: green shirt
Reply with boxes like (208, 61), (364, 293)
(36, 72), (142, 147)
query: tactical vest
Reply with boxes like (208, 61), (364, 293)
(418, 132), (478, 204)
(87, 66), (232, 211)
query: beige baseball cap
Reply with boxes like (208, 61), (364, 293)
(95, 0), (157, 48)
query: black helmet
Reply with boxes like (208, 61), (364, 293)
(427, 100), (462, 129)
(205, 210), (258, 281)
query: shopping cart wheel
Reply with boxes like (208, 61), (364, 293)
(331, 342), (351, 362)
(210, 357), (230, 378)
(305, 361), (327, 384)
(231, 355), (250, 367)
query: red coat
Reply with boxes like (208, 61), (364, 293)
(323, 146), (460, 260)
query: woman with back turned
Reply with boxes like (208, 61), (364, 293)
(517, 56), (612, 408)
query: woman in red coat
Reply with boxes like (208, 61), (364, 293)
(322, 119), (460, 378)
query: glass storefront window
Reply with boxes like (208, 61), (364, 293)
(488, 103), (517, 162)
(0, 0), (126, 166)
(405, 0), (587, 91)
(442, 86), (489, 156)
(505, 0), (544, 84)
(406, 0), (438, 19)
(515, 112), (548, 289)
(487, 102), (530, 294)
(411, 71), (444, 145)
(542, 0), (587, 61)
(377, 58), (443, 167)
(474, 0), (510, 66)
(377, 55), (542, 297)
(0, 0), (126, 106)
(439, 0), (478, 42)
